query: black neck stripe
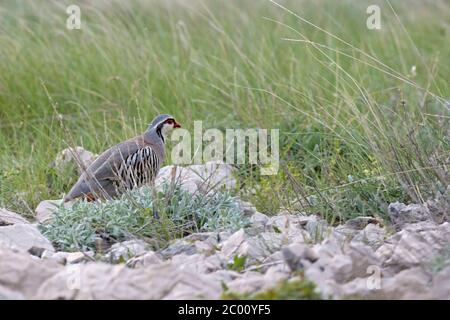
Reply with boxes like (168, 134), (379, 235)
(156, 123), (165, 143)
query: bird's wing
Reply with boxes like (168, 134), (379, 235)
(91, 136), (146, 181)
(64, 136), (146, 201)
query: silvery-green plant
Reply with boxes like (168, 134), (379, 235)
(40, 183), (249, 252)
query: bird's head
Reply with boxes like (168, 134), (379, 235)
(148, 114), (181, 142)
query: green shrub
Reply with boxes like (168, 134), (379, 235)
(39, 183), (249, 252)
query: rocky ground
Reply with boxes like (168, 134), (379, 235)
(0, 147), (449, 300)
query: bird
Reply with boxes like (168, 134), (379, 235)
(64, 114), (181, 203)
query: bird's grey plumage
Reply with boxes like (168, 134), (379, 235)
(64, 114), (177, 202)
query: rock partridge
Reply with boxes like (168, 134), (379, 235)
(64, 114), (181, 202)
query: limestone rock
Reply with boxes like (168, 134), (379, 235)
(376, 221), (450, 273)
(239, 201), (258, 216)
(340, 267), (432, 299)
(170, 253), (225, 274)
(155, 161), (236, 194)
(0, 246), (61, 298)
(105, 240), (148, 263)
(34, 262), (221, 300)
(333, 225), (360, 243)
(159, 232), (220, 259)
(54, 146), (97, 174)
(225, 268), (287, 295)
(345, 243), (381, 280)
(0, 208), (29, 226)
(0, 285), (25, 300)
(431, 266), (450, 299)
(351, 223), (387, 250)
(220, 229), (283, 265)
(304, 215), (330, 243)
(388, 201), (432, 229)
(209, 269), (242, 283)
(126, 251), (163, 268)
(0, 223), (54, 253)
(344, 216), (381, 230)
(267, 213), (320, 243)
(248, 212), (270, 232)
(35, 199), (73, 224)
(282, 243), (318, 271)
(41, 250), (94, 265)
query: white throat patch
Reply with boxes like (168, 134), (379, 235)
(160, 122), (174, 139)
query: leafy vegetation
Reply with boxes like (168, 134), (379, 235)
(39, 183), (248, 251)
(222, 277), (322, 300)
(227, 255), (248, 272)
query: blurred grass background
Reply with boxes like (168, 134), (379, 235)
(0, 0), (448, 222)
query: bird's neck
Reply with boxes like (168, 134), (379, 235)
(144, 126), (166, 145)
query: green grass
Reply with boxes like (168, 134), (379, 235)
(0, 0), (448, 223)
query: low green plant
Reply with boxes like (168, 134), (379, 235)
(221, 278), (322, 300)
(39, 183), (249, 252)
(227, 255), (247, 272)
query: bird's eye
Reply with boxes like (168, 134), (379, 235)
(166, 119), (174, 125)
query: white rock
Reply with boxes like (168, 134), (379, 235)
(105, 240), (148, 263)
(209, 269), (241, 283)
(261, 250), (289, 273)
(54, 146), (97, 174)
(1, 245), (222, 300)
(358, 267), (431, 299)
(267, 213), (319, 243)
(35, 262), (222, 300)
(304, 264), (338, 298)
(159, 239), (197, 259)
(170, 253), (225, 274)
(42, 250), (94, 265)
(314, 234), (344, 258)
(35, 199), (72, 224)
(431, 266), (450, 299)
(376, 221), (450, 273)
(282, 243), (318, 271)
(239, 201), (258, 216)
(218, 231), (232, 243)
(346, 243), (381, 280)
(329, 254), (354, 283)
(304, 216), (330, 243)
(221, 229), (283, 265)
(66, 251), (94, 264)
(352, 223), (387, 250)
(41, 250), (67, 264)
(0, 285), (25, 300)
(0, 208), (29, 225)
(344, 216), (381, 230)
(126, 251), (163, 268)
(333, 225), (360, 243)
(155, 160), (236, 194)
(225, 270), (287, 295)
(0, 246), (61, 298)
(0, 223), (54, 253)
(160, 232), (223, 260)
(291, 237), (381, 294)
(388, 201), (433, 229)
(249, 212), (270, 231)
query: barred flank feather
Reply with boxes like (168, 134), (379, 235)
(115, 146), (160, 190)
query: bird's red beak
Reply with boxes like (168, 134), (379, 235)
(174, 121), (181, 128)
